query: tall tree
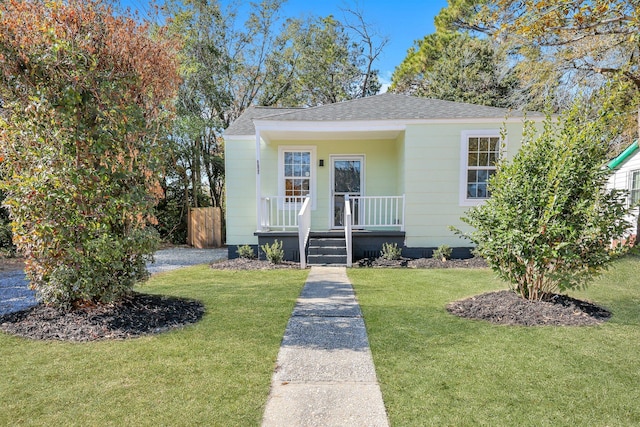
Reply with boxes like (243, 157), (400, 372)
(342, 7), (389, 98)
(436, 0), (640, 149)
(262, 15), (382, 107)
(162, 0), (291, 224)
(390, 32), (518, 108)
(0, 0), (180, 308)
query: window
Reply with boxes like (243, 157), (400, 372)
(460, 131), (502, 206)
(630, 170), (640, 206)
(284, 151), (310, 200)
(279, 147), (316, 207)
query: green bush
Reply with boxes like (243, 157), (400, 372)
(380, 242), (402, 260)
(454, 104), (631, 301)
(236, 244), (256, 259)
(432, 245), (452, 261)
(0, 0), (179, 309)
(261, 240), (284, 264)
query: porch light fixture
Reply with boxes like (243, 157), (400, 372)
(319, 159), (324, 167)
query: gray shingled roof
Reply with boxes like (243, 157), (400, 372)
(225, 106), (302, 136)
(225, 93), (541, 136)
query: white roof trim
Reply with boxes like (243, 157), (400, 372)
(253, 116), (537, 132)
(253, 119), (406, 133)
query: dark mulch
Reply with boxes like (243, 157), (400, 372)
(447, 290), (611, 326)
(210, 258), (300, 270)
(356, 256), (488, 269)
(0, 292), (205, 342)
(357, 257), (410, 267)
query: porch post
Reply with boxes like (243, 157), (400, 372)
(255, 129), (262, 232)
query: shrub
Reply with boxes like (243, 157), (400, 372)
(0, 0), (180, 309)
(261, 240), (284, 264)
(236, 244), (256, 259)
(433, 245), (452, 261)
(454, 104), (631, 301)
(380, 242), (402, 260)
(0, 188), (15, 257)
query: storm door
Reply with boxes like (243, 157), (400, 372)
(331, 156), (364, 228)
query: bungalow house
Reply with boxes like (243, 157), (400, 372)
(607, 140), (640, 242)
(224, 93), (543, 266)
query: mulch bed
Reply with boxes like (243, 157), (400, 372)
(0, 292), (205, 342)
(447, 290), (611, 326)
(209, 258), (300, 270)
(356, 257), (488, 269)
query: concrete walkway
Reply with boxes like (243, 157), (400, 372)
(262, 266), (389, 427)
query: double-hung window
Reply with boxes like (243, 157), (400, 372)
(630, 170), (640, 207)
(279, 147), (315, 207)
(460, 131), (502, 206)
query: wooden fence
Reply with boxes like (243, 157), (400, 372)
(187, 207), (223, 248)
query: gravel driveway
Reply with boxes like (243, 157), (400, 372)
(0, 247), (228, 316)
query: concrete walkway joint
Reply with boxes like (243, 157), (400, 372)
(262, 266), (389, 427)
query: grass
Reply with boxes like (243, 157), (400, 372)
(349, 255), (640, 426)
(0, 266), (307, 427)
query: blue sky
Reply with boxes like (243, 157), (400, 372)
(118, 0), (449, 88)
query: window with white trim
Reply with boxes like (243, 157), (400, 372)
(460, 131), (502, 205)
(278, 147), (316, 207)
(630, 170), (640, 206)
(284, 151), (310, 200)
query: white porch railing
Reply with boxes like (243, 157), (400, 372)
(349, 195), (405, 231)
(344, 195), (353, 267)
(260, 196), (307, 231)
(298, 197), (311, 269)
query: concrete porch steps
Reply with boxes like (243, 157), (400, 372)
(307, 237), (347, 265)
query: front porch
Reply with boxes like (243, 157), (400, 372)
(251, 195), (405, 267)
(253, 229), (406, 263)
(259, 195), (405, 232)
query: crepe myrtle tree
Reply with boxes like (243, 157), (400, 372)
(0, 0), (180, 309)
(454, 104), (631, 301)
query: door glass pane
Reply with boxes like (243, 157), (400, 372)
(334, 160), (361, 193)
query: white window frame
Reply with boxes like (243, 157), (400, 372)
(459, 130), (504, 207)
(629, 169), (640, 207)
(278, 146), (317, 209)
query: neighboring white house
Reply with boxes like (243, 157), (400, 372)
(224, 93), (543, 264)
(607, 140), (640, 241)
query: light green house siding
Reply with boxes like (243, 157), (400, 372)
(402, 122), (526, 248)
(225, 136), (258, 245)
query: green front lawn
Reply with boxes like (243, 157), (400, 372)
(3, 257), (638, 426)
(0, 266), (307, 426)
(349, 255), (640, 426)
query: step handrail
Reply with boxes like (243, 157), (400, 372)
(345, 195), (353, 267)
(298, 196), (312, 269)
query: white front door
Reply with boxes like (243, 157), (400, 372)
(331, 156), (364, 228)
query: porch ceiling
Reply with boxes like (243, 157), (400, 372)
(255, 120), (405, 143)
(260, 129), (402, 142)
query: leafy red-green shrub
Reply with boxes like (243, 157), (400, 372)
(0, 0), (180, 309)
